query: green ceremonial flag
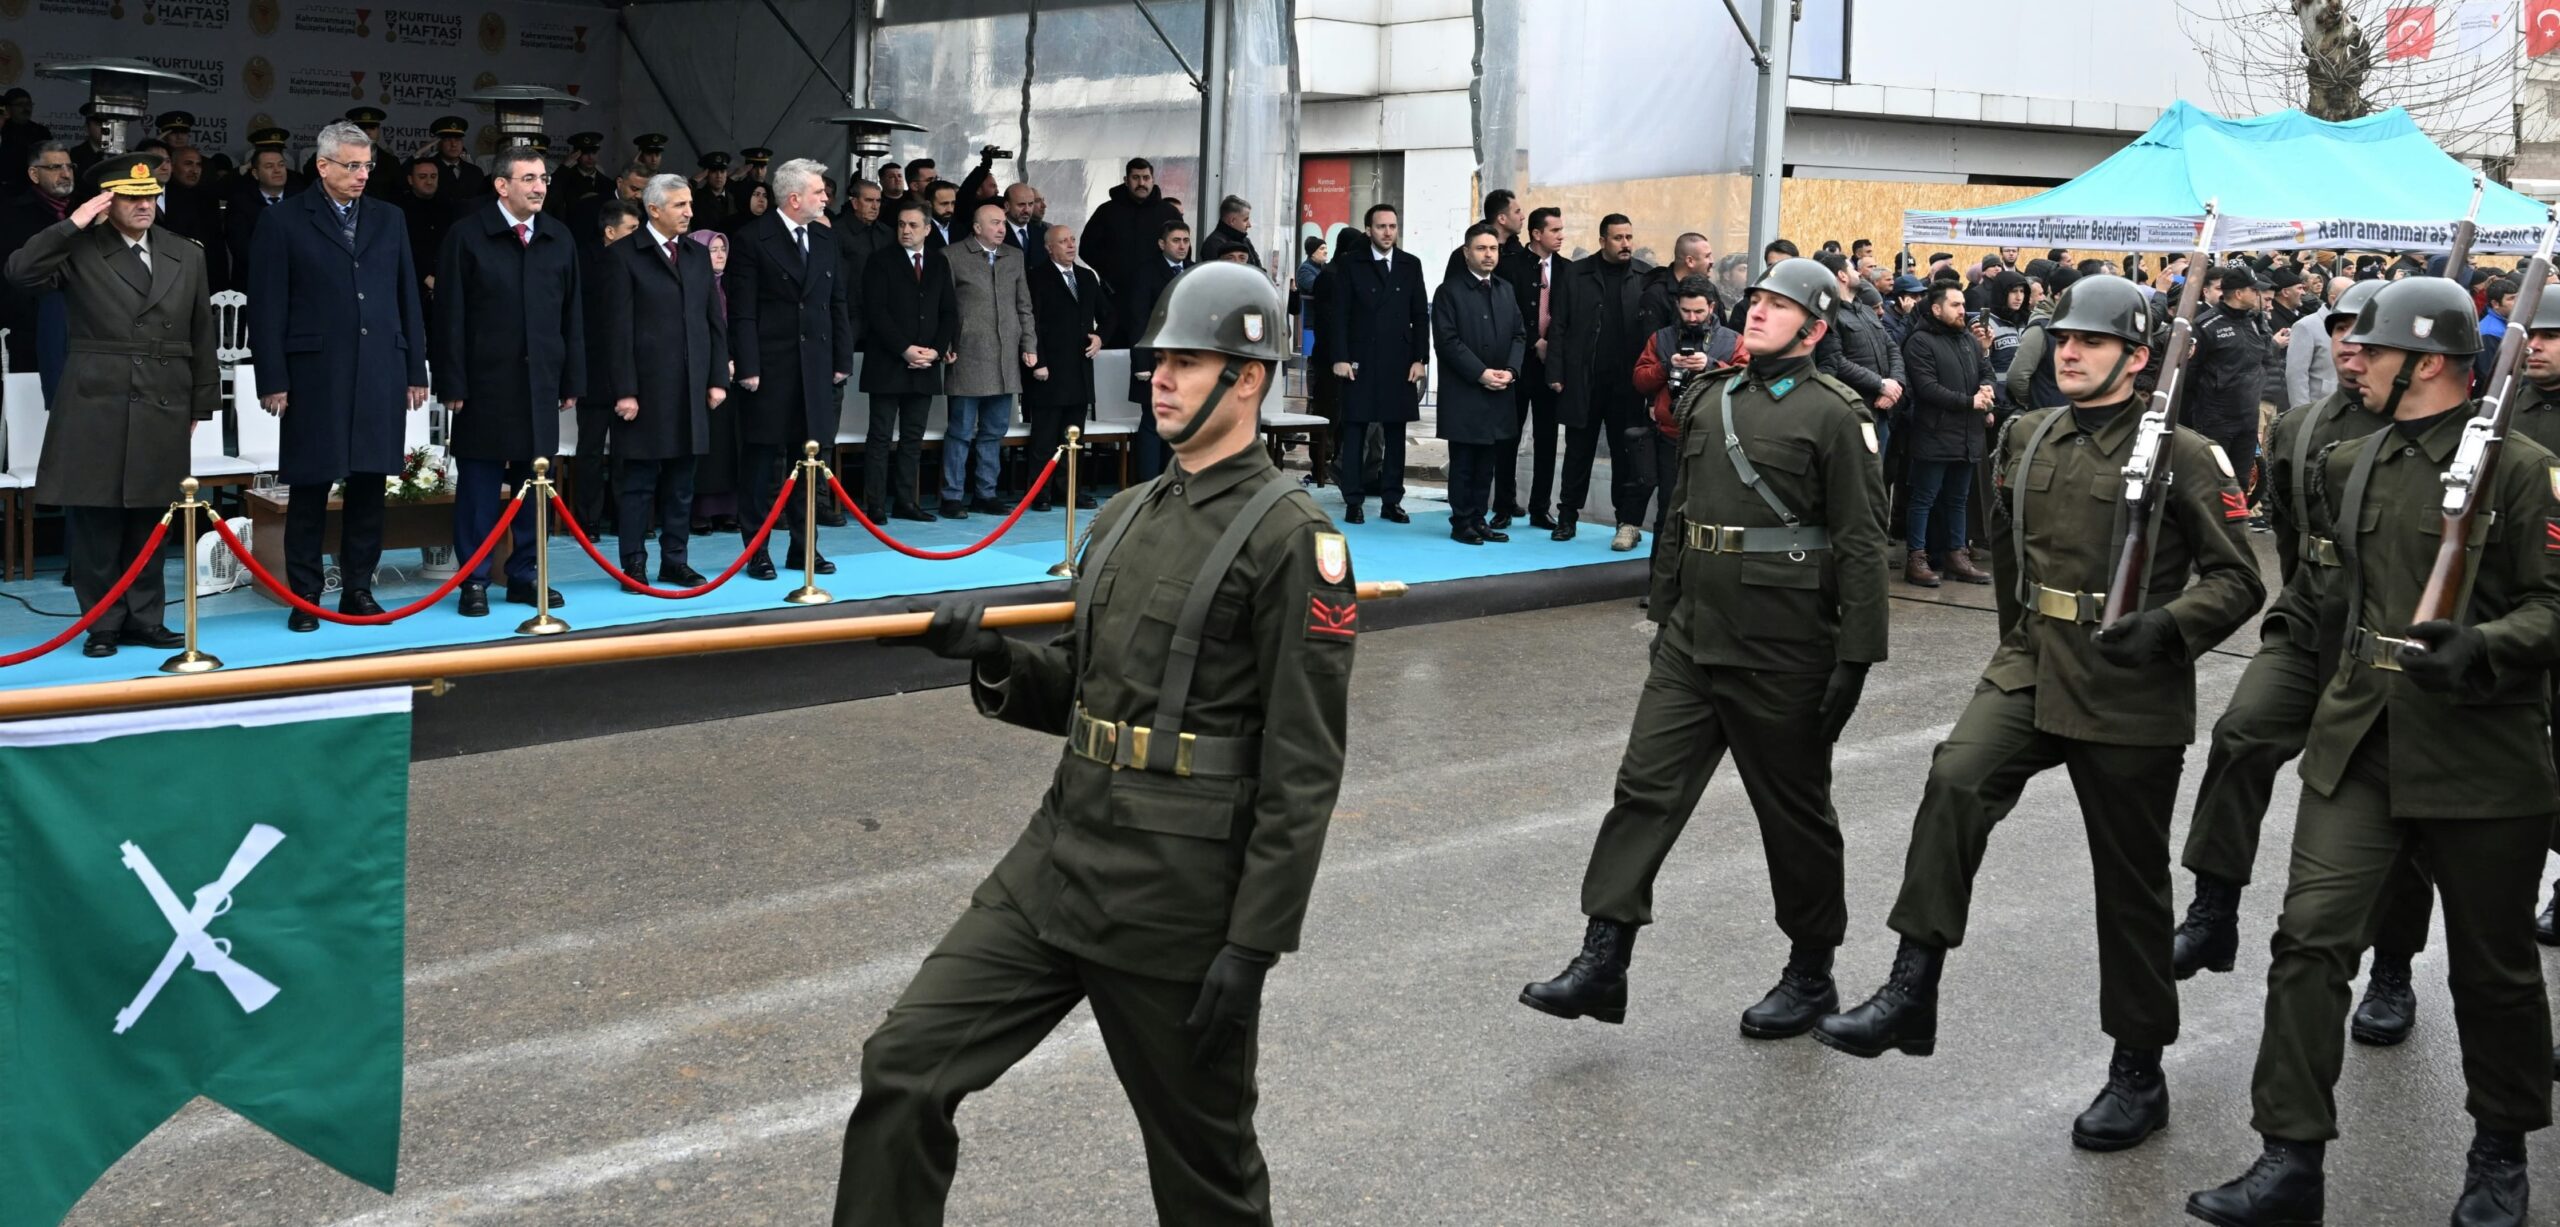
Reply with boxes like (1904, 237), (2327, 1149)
(0, 688), (410, 1226)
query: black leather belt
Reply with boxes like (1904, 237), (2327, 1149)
(1069, 703), (1259, 778)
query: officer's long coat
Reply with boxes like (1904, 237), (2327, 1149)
(3, 218), (217, 507)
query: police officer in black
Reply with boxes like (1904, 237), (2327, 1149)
(833, 262), (1357, 1226)
(2168, 276), (2440, 1050)
(1518, 257), (1888, 1038)
(1815, 275), (2263, 1152)
(2188, 275), (2560, 1227)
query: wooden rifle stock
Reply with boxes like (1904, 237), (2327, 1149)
(2100, 203), (2221, 626)
(2443, 172), (2488, 286)
(2410, 208), (2560, 626)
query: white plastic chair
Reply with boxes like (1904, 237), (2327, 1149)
(2, 373), (47, 579)
(232, 365), (282, 472)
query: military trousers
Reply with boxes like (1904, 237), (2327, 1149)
(1579, 641), (1847, 949)
(2178, 627), (2436, 958)
(2249, 745), (2553, 1142)
(1887, 681), (2182, 1048)
(834, 901), (1270, 1227)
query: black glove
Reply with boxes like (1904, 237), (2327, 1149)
(1183, 944), (1276, 1066)
(1817, 661), (1869, 743)
(895, 601), (1007, 670)
(2093, 608), (2184, 668)
(2396, 619), (2488, 695)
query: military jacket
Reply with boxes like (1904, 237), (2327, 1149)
(2299, 405), (2560, 817)
(2265, 389), (2387, 588)
(1648, 353), (1889, 672)
(2508, 379), (2560, 461)
(969, 445), (1356, 981)
(1984, 398), (2265, 745)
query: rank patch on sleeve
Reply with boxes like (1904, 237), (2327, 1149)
(2209, 444), (2236, 479)
(1307, 594), (1359, 639)
(1314, 531), (1349, 584)
(2546, 516), (2560, 554)
(2221, 490), (2250, 521)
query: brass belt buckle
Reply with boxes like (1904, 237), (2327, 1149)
(1123, 724), (1147, 771)
(1718, 526), (1748, 554)
(2370, 634), (2411, 672)
(1685, 521), (1713, 551)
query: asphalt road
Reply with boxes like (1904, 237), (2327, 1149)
(64, 571), (2558, 1226)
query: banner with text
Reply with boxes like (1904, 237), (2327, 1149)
(1902, 209), (2550, 255)
(0, 0), (618, 166)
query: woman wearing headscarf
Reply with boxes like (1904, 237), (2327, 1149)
(685, 228), (743, 535)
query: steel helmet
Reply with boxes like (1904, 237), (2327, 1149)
(1749, 257), (1842, 320)
(2327, 279), (2385, 333)
(2527, 282), (2560, 332)
(2347, 276), (2482, 356)
(2043, 274), (2154, 345)
(1134, 260), (1290, 363)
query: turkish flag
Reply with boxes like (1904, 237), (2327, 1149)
(2387, 6), (2438, 59)
(2530, 0), (2560, 56)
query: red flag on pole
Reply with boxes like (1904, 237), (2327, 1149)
(2530, 0), (2560, 57)
(2387, 5), (2439, 59)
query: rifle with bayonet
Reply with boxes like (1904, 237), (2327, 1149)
(2443, 171), (2488, 285)
(2100, 201), (2221, 627)
(2408, 207), (2560, 628)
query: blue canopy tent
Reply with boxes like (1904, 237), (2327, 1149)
(1903, 101), (2552, 254)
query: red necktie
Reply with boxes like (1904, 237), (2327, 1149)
(666, 237), (681, 265)
(514, 222), (529, 248)
(912, 252), (922, 282)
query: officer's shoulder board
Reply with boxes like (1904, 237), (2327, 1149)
(1803, 370), (1864, 409)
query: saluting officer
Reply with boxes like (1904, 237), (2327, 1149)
(2169, 276), (2439, 1051)
(833, 262), (1356, 1227)
(1518, 256), (1888, 1039)
(546, 132), (609, 218)
(2189, 276), (2560, 1227)
(1815, 275), (2263, 1153)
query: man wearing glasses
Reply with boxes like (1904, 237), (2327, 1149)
(247, 120), (431, 631)
(430, 146), (583, 618)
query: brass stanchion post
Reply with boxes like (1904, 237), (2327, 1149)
(515, 458), (570, 636)
(785, 440), (833, 606)
(159, 477), (222, 674)
(1047, 427), (1081, 579)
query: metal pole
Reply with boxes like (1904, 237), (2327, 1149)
(1747, 0), (1795, 262)
(847, 2), (874, 173)
(515, 461), (569, 636)
(1048, 430), (1081, 579)
(786, 441), (833, 606)
(160, 479), (220, 675)
(1196, 0), (1231, 240)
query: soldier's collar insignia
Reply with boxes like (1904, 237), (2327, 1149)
(1768, 376), (1797, 399)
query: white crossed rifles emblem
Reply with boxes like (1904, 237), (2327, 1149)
(112, 824), (287, 1035)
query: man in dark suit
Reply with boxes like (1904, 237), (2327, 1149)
(572, 198), (644, 533)
(221, 133), (298, 296)
(1438, 191), (1544, 527)
(1433, 223), (1527, 544)
(1112, 218), (1192, 480)
(395, 156), (450, 311)
(1508, 206), (1567, 529)
(600, 174), (729, 588)
(834, 176), (894, 333)
(569, 163), (651, 258)
(1022, 223), (1114, 512)
(999, 182), (1046, 254)
(1549, 213), (1654, 546)
(247, 120), (431, 630)
(427, 115), (488, 203)
(1321, 202), (1430, 523)
(728, 156), (853, 579)
(3, 151), (216, 656)
(431, 145), (585, 617)
(1, 140), (77, 376)
(857, 197), (957, 521)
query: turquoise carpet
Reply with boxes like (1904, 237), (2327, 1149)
(0, 485), (1638, 692)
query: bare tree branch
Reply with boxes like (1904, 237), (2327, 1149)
(2177, 0), (2515, 156)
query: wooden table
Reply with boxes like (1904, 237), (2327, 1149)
(241, 487), (510, 605)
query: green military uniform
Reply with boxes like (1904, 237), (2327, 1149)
(834, 445), (1355, 1227)
(2177, 388), (2432, 950)
(1578, 352), (1888, 938)
(2249, 406), (2560, 1143)
(1888, 396), (2263, 1047)
(2506, 379), (2560, 850)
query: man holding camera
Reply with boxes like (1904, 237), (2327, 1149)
(1631, 276), (1740, 537)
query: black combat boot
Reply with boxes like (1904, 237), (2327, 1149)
(1811, 936), (1941, 1058)
(2349, 950), (2416, 1047)
(1739, 945), (1837, 1040)
(2072, 1044), (2169, 1151)
(2187, 1137), (2324, 1227)
(2538, 880), (2560, 947)
(2454, 1128), (2529, 1227)
(1519, 918), (1636, 1024)
(2173, 873), (2243, 979)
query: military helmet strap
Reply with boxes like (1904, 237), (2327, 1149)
(1162, 356), (1247, 448)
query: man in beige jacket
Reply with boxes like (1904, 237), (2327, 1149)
(941, 199), (1037, 518)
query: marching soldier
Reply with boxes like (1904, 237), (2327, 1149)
(1814, 275), (2263, 1153)
(2189, 276), (2560, 1227)
(832, 262), (1356, 1226)
(1517, 256), (1888, 1038)
(2169, 277), (2438, 1050)
(2509, 300), (2560, 946)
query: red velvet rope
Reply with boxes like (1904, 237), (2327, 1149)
(824, 451), (1061, 561)
(0, 519), (174, 667)
(208, 491), (527, 624)
(547, 473), (796, 598)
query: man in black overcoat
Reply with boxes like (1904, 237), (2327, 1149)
(1113, 218), (1192, 480)
(728, 158), (853, 579)
(1432, 222), (1527, 544)
(1549, 214), (1654, 546)
(601, 175), (729, 587)
(431, 146), (585, 617)
(1320, 203), (1430, 523)
(857, 198), (958, 521)
(1022, 223), (1115, 513)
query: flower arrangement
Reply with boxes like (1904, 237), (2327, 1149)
(387, 444), (454, 503)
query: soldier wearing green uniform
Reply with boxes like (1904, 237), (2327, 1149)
(2169, 277), (2438, 1050)
(2509, 305), (2560, 945)
(832, 262), (1356, 1227)
(1518, 257), (1889, 1038)
(2189, 276), (2560, 1227)
(1815, 275), (2264, 1153)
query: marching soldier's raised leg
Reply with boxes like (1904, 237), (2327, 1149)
(1522, 261), (1887, 1038)
(1817, 273), (2263, 1155)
